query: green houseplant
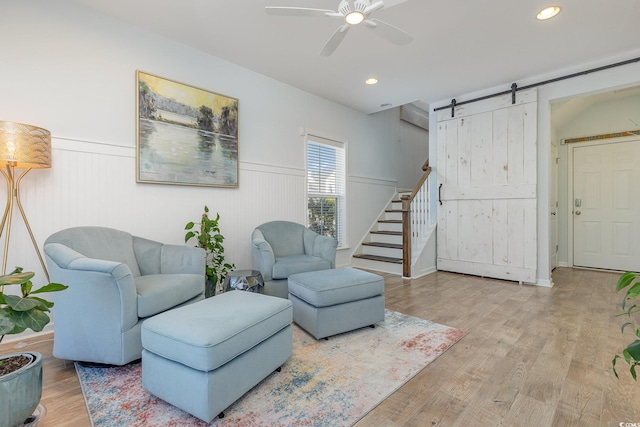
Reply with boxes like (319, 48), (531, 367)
(0, 267), (67, 426)
(185, 206), (234, 298)
(612, 271), (640, 380)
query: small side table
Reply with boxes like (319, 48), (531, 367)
(224, 269), (265, 293)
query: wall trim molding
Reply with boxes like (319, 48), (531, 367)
(349, 174), (396, 187)
(240, 161), (305, 176)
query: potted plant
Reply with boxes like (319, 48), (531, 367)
(185, 206), (235, 298)
(612, 271), (640, 380)
(0, 267), (67, 427)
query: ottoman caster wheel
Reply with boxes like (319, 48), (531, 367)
(218, 411), (225, 419)
(276, 366), (282, 372)
(370, 324), (376, 329)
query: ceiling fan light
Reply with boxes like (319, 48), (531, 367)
(365, 77), (379, 85)
(536, 6), (561, 20)
(345, 11), (365, 25)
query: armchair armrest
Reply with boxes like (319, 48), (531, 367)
(44, 242), (138, 331)
(160, 245), (206, 275)
(252, 229), (275, 280)
(312, 234), (338, 268)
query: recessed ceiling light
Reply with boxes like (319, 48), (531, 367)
(380, 103), (392, 108)
(365, 77), (379, 85)
(537, 6), (561, 20)
(345, 11), (365, 25)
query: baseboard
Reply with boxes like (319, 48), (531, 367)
(535, 278), (554, 288)
(0, 324), (54, 345)
(404, 266), (437, 280)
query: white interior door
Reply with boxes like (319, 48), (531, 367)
(436, 89), (537, 283)
(573, 139), (640, 271)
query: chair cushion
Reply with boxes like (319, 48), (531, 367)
(288, 267), (384, 307)
(136, 274), (204, 318)
(272, 255), (331, 280)
(141, 291), (293, 372)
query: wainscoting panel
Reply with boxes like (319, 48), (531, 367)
(0, 138), (309, 286)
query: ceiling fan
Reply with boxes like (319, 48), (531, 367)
(265, 0), (414, 56)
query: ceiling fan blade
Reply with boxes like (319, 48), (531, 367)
(265, 6), (334, 17)
(319, 25), (350, 56)
(365, 18), (413, 45)
(364, 1), (385, 14)
(380, 0), (408, 8)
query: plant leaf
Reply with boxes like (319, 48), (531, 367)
(13, 308), (50, 332)
(621, 322), (635, 333)
(185, 231), (196, 243)
(185, 222), (195, 230)
(627, 339), (640, 361)
(30, 282), (68, 294)
(626, 283), (640, 300)
(0, 310), (15, 335)
(3, 294), (41, 312)
(613, 355), (621, 379)
(29, 296), (54, 310)
(616, 271), (636, 291)
(0, 271), (35, 286)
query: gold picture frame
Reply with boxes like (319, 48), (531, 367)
(136, 71), (239, 187)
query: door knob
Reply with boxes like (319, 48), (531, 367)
(575, 210), (581, 215)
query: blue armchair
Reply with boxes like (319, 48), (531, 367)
(43, 226), (205, 365)
(252, 221), (337, 298)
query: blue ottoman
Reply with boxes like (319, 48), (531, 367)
(288, 267), (385, 339)
(141, 291), (292, 422)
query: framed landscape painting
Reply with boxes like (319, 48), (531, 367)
(136, 71), (239, 187)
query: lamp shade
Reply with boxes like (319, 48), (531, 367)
(0, 120), (51, 169)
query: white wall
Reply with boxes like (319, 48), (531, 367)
(430, 51), (640, 286)
(0, 0), (408, 315)
(557, 94), (640, 141)
(395, 117), (429, 189)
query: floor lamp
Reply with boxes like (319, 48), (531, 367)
(0, 120), (51, 282)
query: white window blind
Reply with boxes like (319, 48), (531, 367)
(306, 134), (346, 247)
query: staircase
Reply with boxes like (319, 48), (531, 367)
(352, 193), (409, 275)
(352, 161), (435, 278)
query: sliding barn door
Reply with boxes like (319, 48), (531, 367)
(436, 89), (537, 283)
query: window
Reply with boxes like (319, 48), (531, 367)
(306, 134), (346, 247)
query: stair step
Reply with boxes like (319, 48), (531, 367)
(385, 209), (402, 213)
(371, 230), (402, 236)
(378, 219), (401, 224)
(363, 242), (403, 249)
(353, 254), (403, 264)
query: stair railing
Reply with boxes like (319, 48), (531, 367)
(401, 159), (432, 277)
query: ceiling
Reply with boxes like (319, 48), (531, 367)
(70, 0), (640, 114)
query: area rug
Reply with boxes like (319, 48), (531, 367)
(76, 310), (465, 427)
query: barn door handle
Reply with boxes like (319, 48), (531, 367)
(439, 184), (443, 205)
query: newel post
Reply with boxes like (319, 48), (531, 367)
(401, 194), (411, 278)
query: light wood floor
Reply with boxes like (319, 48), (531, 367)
(2, 268), (639, 426)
